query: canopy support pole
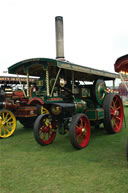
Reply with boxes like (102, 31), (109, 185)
(72, 71), (75, 94)
(119, 72), (128, 92)
(27, 72), (29, 97)
(16, 73), (26, 98)
(50, 68), (61, 96)
(46, 70), (50, 96)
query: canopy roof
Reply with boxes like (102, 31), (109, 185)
(0, 76), (36, 84)
(8, 58), (120, 81)
(114, 54), (128, 73)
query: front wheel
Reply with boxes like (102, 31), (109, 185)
(33, 114), (57, 146)
(0, 110), (16, 138)
(69, 114), (91, 149)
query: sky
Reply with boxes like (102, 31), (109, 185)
(0, 0), (128, 85)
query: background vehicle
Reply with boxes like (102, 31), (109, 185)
(114, 54), (128, 159)
(0, 75), (37, 138)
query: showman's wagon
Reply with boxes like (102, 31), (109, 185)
(114, 54), (128, 159)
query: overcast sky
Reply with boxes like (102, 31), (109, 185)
(0, 0), (128, 85)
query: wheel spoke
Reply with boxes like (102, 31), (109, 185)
(114, 122), (119, 130)
(110, 111), (114, 116)
(115, 106), (120, 111)
(42, 132), (46, 140)
(76, 126), (81, 134)
(2, 112), (5, 120)
(76, 133), (81, 144)
(114, 97), (118, 106)
(4, 127), (10, 134)
(82, 119), (86, 128)
(80, 135), (85, 142)
(48, 129), (53, 138)
(80, 118), (84, 128)
(110, 106), (114, 114)
(6, 116), (12, 122)
(111, 105), (114, 111)
(7, 121), (14, 125)
(3, 113), (9, 122)
(111, 117), (115, 127)
(3, 126), (6, 136)
(48, 131), (50, 138)
(112, 101), (116, 109)
(116, 116), (121, 121)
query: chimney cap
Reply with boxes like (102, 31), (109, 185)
(55, 16), (63, 21)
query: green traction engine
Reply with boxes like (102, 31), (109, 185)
(30, 60), (123, 150)
(0, 58), (124, 149)
(0, 16), (124, 149)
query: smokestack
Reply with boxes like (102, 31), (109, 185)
(55, 16), (64, 60)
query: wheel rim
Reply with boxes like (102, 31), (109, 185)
(110, 95), (124, 133)
(39, 117), (56, 144)
(75, 116), (90, 148)
(0, 110), (16, 138)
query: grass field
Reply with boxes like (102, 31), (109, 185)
(0, 107), (128, 193)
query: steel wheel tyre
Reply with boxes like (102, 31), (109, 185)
(0, 110), (16, 138)
(69, 114), (91, 149)
(103, 94), (124, 134)
(126, 136), (128, 161)
(33, 114), (57, 146)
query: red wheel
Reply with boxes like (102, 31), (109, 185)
(103, 94), (124, 133)
(33, 114), (57, 146)
(69, 114), (91, 149)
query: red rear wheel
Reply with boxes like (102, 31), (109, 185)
(103, 94), (124, 133)
(33, 114), (57, 146)
(69, 114), (91, 149)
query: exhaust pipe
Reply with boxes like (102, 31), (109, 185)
(55, 16), (65, 60)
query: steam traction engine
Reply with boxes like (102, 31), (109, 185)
(0, 57), (123, 149)
(0, 76), (37, 138)
(0, 17), (124, 150)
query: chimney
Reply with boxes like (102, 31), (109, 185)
(55, 16), (65, 60)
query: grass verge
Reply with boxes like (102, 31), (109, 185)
(0, 107), (128, 193)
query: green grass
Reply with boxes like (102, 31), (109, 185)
(0, 107), (128, 193)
